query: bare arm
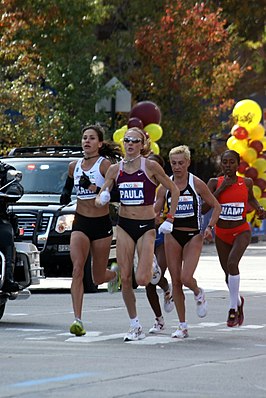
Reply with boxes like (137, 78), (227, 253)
(194, 177), (221, 239)
(148, 160), (180, 218)
(95, 163), (119, 207)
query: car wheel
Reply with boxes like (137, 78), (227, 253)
(0, 302), (6, 320)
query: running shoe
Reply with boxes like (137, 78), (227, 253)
(171, 326), (188, 339)
(238, 296), (245, 326)
(227, 309), (239, 327)
(150, 255), (162, 285)
(164, 290), (175, 313)
(195, 288), (207, 318)
(108, 262), (121, 294)
(149, 318), (165, 334)
(124, 326), (145, 342)
(70, 319), (86, 336)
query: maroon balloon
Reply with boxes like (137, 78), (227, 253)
(244, 167), (258, 180)
(249, 140), (263, 154)
(254, 178), (266, 192)
(129, 101), (161, 127)
(238, 160), (249, 174)
(127, 117), (144, 129)
(233, 126), (248, 140)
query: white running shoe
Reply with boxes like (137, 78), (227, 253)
(195, 288), (207, 318)
(149, 318), (165, 334)
(164, 290), (175, 313)
(124, 326), (145, 342)
(150, 255), (161, 285)
(171, 327), (188, 339)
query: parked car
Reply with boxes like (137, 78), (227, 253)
(2, 146), (118, 292)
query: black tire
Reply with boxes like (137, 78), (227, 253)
(83, 255), (98, 293)
(0, 302), (6, 320)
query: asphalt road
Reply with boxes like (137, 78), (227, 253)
(0, 241), (265, 398)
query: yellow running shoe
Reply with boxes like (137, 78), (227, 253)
(70, 319), (86, 336)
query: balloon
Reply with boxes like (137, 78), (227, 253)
(258, 197), (266, 208)
(242, 147), (257, 164)
(144, 123), (163, 141)
(231, 125), (248, 140)
(244, 167), (258, 180)
(252, 158), (266, 174)
(232, 99), (262, 130)
(246, 210), (255, 223)
(253, 185), (262, 199)
(226, 136), (248, 155)
(254, 178), (266, 192)
(129, 101), (161, 127)
(238, 160), (249, 174)
(249, 140), (263, 154)
(113, 128), (125, 143)
(248, 123), (265, 140)
(119, 138), (125, 154)
(150, 141), (160, 154)
(261, 137), (266, 151)
(128, 117), (144, 129)
(226, 136), (237, 150)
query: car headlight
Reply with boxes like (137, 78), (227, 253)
(55, 214), (75, 233)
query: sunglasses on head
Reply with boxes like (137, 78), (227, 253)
(123, 137), (142, 144)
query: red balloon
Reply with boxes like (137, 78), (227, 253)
(249, 140), (263, 154)
(232, 126), (248, 140)
(258, 153), (266, 160)
(127, 117), (144, 129)
(254, 178), (266, 192)
(238, 160), (249, 174)
(244, 167), (258, 180)
(129, 101), (161, 127)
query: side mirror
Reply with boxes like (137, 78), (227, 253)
(6, 170), (22, 182)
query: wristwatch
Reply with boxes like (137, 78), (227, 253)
(207, 225), (214, 231)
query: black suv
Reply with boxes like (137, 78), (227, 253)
(2, 146), (117, 292)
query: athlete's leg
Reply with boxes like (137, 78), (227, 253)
(70, 231), (90, 319)
(116, 225), (136, 318)
(164, 234), (185, 322)
(90, 235), (114, 285)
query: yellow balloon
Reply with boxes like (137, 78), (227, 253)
(246, 210), (255, 223)
(261, 137), (266, 151)
(232, 99), (262, 130)
(248, 123), (265, 140)
(253, 185), (262, 199)
(120, 125), (128, 133)
(242, 147), (257, 164)
(119, 138), (125, 154)
(258, 197), (266, 209)
(150, 141), (160, 154)
(233, 139), (248, 155)
(144, 124), (163, 141)
(113, 128), (125, 143)
(226, 136), (237, 150)
(258, 170), (266, 179)
(252, 158), (266, 174)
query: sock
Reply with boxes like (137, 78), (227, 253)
(156, 315), (164, 324)
(130, 317), (140, 329)
(179, 322), (188, 330)
(228, 274), (240, 310)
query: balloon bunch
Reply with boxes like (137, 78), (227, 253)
(226, 99), (266, 226)
(112, 101), (163, 154)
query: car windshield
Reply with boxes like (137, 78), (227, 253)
(6, 160), (73, 195)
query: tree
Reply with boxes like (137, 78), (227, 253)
(132, 2), (243, 159)
(0, 0), (64, 153)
